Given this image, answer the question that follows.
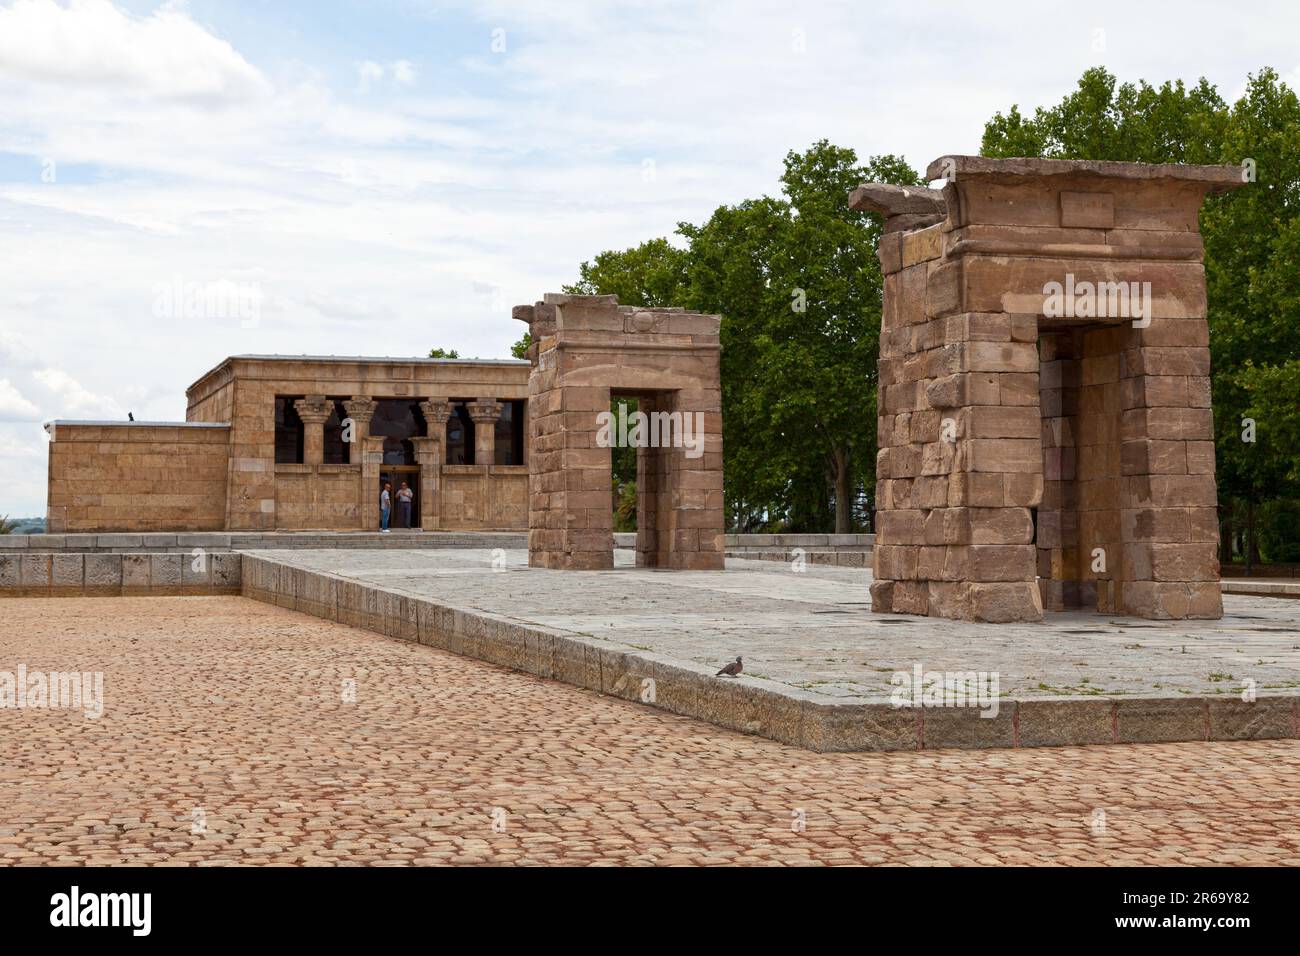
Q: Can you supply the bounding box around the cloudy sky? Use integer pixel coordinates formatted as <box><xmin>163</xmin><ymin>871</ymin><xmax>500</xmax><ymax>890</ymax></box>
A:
<box><xmin>0</xmin><ymin>0</ymin><xmax>1296</xmax><ymax>517</ymax></box>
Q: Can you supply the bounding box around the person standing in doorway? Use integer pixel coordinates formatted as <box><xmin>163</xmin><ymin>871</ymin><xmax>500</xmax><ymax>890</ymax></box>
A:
<box><xmin>380</xmin><ymin>481</ymin><xmax>392</xmax><ymax>532</ymax></box>
<box><xmin>397</xmin><ymin>481</ymin><xmax>413</xmax><ymax>529</ymax></box>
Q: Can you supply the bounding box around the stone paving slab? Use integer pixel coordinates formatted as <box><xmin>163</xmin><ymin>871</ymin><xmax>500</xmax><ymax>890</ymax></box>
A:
<box><xmin>240</xmin><ymin>548</ymin><xmax>1300</xmax><ymax>751</ymax></box>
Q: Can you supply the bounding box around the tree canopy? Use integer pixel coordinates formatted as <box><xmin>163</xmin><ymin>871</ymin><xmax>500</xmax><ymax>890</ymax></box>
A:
<box><xmin>563</xmin><ymin>141</ymin><xmax>919</xmax><ymax>532</ymax></box>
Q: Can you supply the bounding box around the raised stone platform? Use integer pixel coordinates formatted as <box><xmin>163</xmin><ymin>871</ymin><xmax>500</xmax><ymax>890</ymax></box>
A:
<box><xmin>239</xmin><ymin>548</ymin><xmax>1300</xmax><ymax>752</ymax></box>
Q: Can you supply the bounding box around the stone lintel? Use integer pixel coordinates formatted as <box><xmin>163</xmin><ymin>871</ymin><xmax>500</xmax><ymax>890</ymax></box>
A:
<box><xmin>926</xmin><ymin>155</ymin><xmax>1246</xmax><ymax>191</ymax></box>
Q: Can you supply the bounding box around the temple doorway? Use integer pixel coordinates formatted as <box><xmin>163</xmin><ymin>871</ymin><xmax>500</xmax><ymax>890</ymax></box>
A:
<box><xmin>380</xmin><ymin>466</ymin><xmax>420</xmax><ymax>529</ymax></box>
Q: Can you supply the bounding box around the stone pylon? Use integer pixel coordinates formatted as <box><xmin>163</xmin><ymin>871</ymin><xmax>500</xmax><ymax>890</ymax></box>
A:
<box><xmin>513</xmin><ymin>293</ymin><xmax>724</xmax><ymax>570</ymax></box>
<box><xmin>857</xmin><ymin>157</ymin><xmax>1244</xmax><ymax>622</ymax></box>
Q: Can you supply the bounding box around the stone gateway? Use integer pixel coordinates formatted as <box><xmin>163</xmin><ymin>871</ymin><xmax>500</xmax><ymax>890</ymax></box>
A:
<box><xmin>857</xmin><ymin>156</ymin><xmax>1243</xmax><ymax>622</ymax></box>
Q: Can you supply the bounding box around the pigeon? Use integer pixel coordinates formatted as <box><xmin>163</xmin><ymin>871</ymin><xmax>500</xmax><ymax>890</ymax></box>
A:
<box><xmin>127</xmin><ymin>412</ymin><xmax>134</xmax><ymax>421</ymax></box>
<box><xmin>716</xmin><ymin>656</ymin><xmax>743</xmax><ymax>678</ymax></box>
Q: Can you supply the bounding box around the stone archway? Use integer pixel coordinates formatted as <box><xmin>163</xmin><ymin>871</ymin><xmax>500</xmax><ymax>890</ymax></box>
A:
<box><xmin>855</xmin><ymin>157</ymin><xmax>1244</xmax><ymax>622</ymax></box>
<box><xmin>513</xmin><ymin>293</ymin><xmax>723</xmax><ymax>570</ymax></box>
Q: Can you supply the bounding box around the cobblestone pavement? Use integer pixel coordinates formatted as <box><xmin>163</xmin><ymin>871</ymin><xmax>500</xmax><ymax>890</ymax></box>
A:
<box><xmin>258</xmin><ymin>548</ymin><xmax>1300</xmax><ymax>702</ymax></box>
<box><xmin>2</xmin><ymin>597</ymin><xmax>1298</xmax><ymax>866</ymax></box>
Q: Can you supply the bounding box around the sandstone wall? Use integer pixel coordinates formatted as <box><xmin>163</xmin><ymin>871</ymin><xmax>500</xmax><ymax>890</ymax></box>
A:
<box><xmin>45</xmin><ymin>423</ymin><xmax>230</xmax><ymax>532</ymax></box>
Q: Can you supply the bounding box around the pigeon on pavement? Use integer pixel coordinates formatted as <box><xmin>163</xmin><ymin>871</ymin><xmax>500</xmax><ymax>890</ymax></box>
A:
<box><xmin>716</xmin><ymin>656</ymin><xmax>743</xmax><ymax>677</ymax></box>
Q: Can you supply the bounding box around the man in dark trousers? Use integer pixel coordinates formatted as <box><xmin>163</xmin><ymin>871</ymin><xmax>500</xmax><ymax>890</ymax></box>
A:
<box><xmin>397</xmin><ymin>481</ymin><xmax>414</xmax><ymax>528</ymax></box>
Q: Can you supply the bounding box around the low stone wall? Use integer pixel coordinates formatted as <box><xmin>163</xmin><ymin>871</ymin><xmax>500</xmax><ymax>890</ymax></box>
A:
<box><xmin>1221</xmin><ymin>579</ymin><xmax>1300</xmax><ymax>598</ymax></box>
<box><xmin>0</xmin><ymin>530</ymin><xmax>527</xmax><ymax>554</ymax></box>
<box><xmin>722</xmin><ymin>533</ymin><xmax>875</xmax><ymax>567</ymax></box>
<box><xmin>586</xmin><ymin>531</ymin><xmax>876</xmax><ymax>565</ymax></box>
<box><xmin>727</xmin><ymin>549</ymin><xmax>872</xmax><ymax>567</ymax></box>
<box><xmin>725</xmin><ymin>533</ymin><xmax>875</xmax><ymax>549</ymax></box>
<box><xmin>237</xmin><ymin>552</ymin><xmax>1299</xmax><ymax>752</ymax></box>
<box><xmin>45</xmin><ymin>422</ymin><xmax>231</xmax><ymax>532</ymax></box>
<box><xmin>0</xmin><ymin>552</ymin><xmax>241</xmax><ymax>597</ymax></box>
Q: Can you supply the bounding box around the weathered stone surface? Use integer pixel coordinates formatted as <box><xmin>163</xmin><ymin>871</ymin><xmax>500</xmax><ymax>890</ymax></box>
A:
<box><xmin>0</xmin><ymin>554</ymin><xmax>20</xmax><ymax>591</ymax></box>
<box><xmin>967</xmin><ymin>581</ymin><xmax>1043</xmax><ymax>622</ymax></box>
<box><xmin>1207</xmin><ymin>698</ymin><xmax>1296</xmax><ymax>741</ymax></box>
<box><xmin>1116</xmin><ymin>698</ymin><xmax>1209</xmax><ymax>744</ymax></box>
<box><xmin>150</xmin><ymin>553</ymin><xmax>182</xmax><ymax>589</ymax></box>
<box><xmin>50</xmin><ymin>553</ymin><xmax>84</xmax><ymax>593</ymax></box>
<box><xmin>515</xmin><ymin>293</ymin><xmax>722</xmax><ymax>572</ymax></box>
<box><xmin>921</xmin><ymin>704</ymin><xmax>1016</xmax><ymax>749</ymax></box>
<box><xmin>801</xmin><ymin>702</ymin><xmax>919</xmax><ymax>752</ymax></box>
<box><xmin>848</xmin><ymin>182</ymin><xmax>946</xmax><ymax>218</ymax></box>
<box><xmin>122</xmin><ymin>553</ymin><xmax>151</xmax><ymax>592</ymax></box>
<box><xmin>1017</xmin><ymin>698</ymin><xmax>1115</xmax><ymax>747</ymax></box>
<box><xmin>924</xmin><ymin>155</ymin><xmax>1245</xmax><ymax>188</ymax></box>
<box><xmin>20</xmin><ymin>554</ymin><xmax>51</xmax><ymax>591</ymax></box>
<box><xmin>859</xmin><ymin>156</ymin><xmax>1234</xmax><ymax>623</ymax></box>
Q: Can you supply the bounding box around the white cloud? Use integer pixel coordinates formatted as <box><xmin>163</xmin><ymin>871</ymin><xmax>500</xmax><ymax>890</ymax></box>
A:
<box><xmin>356</xmin><ymin>60</ymin><xmax>385</xmax><ymax>93</ymax></box>
<box><xmin>0</xmin><ymin>0</ymin><xmax>271</xmax><ymax>102</ymax></box>
<box><xmin>0</xmin><ymin>378</ymin><xmax>40</xmax><ymax>420</ymax></box>
<box><xmin>391</xmin><ymin>59</ymin><xmax>417</xmax><ymax>87</ymax></box>
<box><xmin>357</xmin><ymin>58</ymin><xmax>419</xmax><ymax>93</ymax></box>
<box><xmin>0</xmin><ymin>328</ymin><xmax>44</xmax><ymax>370</ymax></box>
<box><xmin>32</xmin><ymin>367</ymin><xmax>125</xmax><ymax>419</ymax></box>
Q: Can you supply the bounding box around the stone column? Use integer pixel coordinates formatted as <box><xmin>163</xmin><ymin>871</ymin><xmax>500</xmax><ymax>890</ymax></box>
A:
<box><xmin>1116</xmin><ymin>334</ymin><xmax>1222</xmax><ymax>618</ymax></box>
<box><xmin>416</xmin><ymin>398</ymin><xmax>453</xmax><ymax>530</ymax></box>
<box><xmin>342</xmin><ymin>397</ymin><xmax>378</xmax><ymax>529</ymax></box>
<box><xmin>467</xmin><ymin>399</ymin><xmax>503</xmax><ymax>466</ymax></box>
<box><xmin>294</xmin><ymin>395</ymin><xmax>333</xmax><ymax>464</ymax></box>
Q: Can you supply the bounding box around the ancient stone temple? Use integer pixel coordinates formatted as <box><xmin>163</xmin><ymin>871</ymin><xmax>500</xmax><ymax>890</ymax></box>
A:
<box><xmin>513</xmin><ymin>293</ymin><xmax>724</xmax><ymax>570</ymax></box>
<box><xmin>855</xmin><ymin>156</ymin><xmax>1243</xmax><ymax>622</ymax></box>
<box><xmin>46</xmin><ymin>355</ymin><xmax>530</xmax><ymax>532</ymax></box>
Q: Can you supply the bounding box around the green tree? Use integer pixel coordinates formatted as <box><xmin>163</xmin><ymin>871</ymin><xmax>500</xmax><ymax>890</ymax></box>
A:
<box><xmin>681</xmin><ymin>142</ymin><xmax>921</xmax><ymax>532</ymax></box>
<box><xmin>510</xmin><ymin>333</ymin><xmax>531</xmax><ymax>359</ymax></box>
<box><xmin>563</xmin><ymin>237</ymin><xmax>689</xmax><ymax>306</ymax></box>
<box><xmin>427</xmin><ymin>348</ymin><xmax>460</xmax><ymax>359</ymax></box>
<box><xmin>569</xmin><ymin>142</ymin><xmax>920</xmax><ymax>533</ymax></box>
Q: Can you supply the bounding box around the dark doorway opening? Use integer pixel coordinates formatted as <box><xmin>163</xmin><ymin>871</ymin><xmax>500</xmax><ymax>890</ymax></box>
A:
<box><xmin>380</xmin><ymin>467</ymin><xmax>420</xmax><ymax>529</ymax></box>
